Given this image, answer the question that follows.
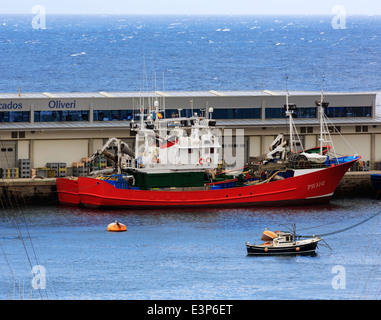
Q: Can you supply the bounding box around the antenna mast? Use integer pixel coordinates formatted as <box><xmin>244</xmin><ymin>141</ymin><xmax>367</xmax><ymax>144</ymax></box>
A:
<box><xmin>285</xmin><ymin>75</ymin><xmax>294</xmax><ymax>153</ymax></box>
<box><xmin>319</xmin><ymin>75</ymin><xmax>325</xmax><ymax>155</ymax></box>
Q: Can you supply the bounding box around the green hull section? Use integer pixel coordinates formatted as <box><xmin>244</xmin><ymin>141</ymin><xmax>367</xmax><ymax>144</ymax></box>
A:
<box><xmin>133</xmin><ymin>171</ymin><xmax>205</xmax><ymax>190</ymax></box>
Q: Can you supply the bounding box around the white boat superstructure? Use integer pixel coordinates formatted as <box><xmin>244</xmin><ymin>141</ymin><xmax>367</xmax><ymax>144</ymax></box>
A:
<box><xmin>90</xmin><ymin>99</ymin><xmax>222</xmax><ymax>175</ymax></box>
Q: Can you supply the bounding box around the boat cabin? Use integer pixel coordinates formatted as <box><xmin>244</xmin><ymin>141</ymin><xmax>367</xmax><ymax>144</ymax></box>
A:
<box><xmin>273</xmin><ymin>232</ymin><xmax>294</xmax><ymax>245</ymax></box>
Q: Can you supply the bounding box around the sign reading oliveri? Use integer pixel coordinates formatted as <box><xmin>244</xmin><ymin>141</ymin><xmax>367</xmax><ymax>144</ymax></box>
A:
<box><xmin>48</xmin><ymin>100</ymin><xmax>77</xmax><ymax>109</ymax></box>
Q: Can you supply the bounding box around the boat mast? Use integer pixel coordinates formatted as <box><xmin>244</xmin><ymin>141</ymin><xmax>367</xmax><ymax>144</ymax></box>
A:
<box><xmin>319</xmin><ymin>75</ymin><xmax>325</xmax><ymax>155</ymax></box>
<box><xmin>162</xmin><ymin>72</ymin><xmax>166</xmax><ymax>114</ymax></box>
<box><xmin>286</xmin><ymin>96</ymin><xmax>294</xmax><ymax>152</ymax></box>
<box><xmin>285</xmin><ymin>75</ymin><xmax>294</xmax><ymax>153</ymax></box>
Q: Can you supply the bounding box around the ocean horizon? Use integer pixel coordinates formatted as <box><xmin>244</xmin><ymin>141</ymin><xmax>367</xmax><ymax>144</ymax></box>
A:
<box><xmin>0</xmin><ymin>14</ymin><xmax>380</xmax><ymax>94</ymax></box>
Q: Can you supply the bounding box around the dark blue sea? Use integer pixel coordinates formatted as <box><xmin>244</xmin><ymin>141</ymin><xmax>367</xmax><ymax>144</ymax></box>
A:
<box><xmin>0</xmin><ymin>14</ymin><xmax>380</xmax><ymax>93</ymax></box>
<box><xmin>0</xmin><ymin>199</ymin><xmax>380</xmax><ymax>300</ymax></box>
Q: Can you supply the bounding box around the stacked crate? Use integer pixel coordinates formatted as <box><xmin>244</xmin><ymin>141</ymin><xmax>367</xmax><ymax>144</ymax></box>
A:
<box><xmin>4</xmin><ymin>168</ymin><xmax>19</xmax><ymax>178</ymax></box>
<box><xmin>374</xmin><ymin>161</ymin><xmax>381</xmax><ymax>170</ymax></box>
<box><xmin>72</xmin><ymin>161</ymin><xmax>88</xmax><ymax>177</ymax></box>
<box><xmin>47</xmin><ymin>162</ymin><xmax>67</xmax><ymax>177</ymax></box>
<box><xmin>19</xmin><ymin>159</ymin><xmax>31</xmax><ymax>178</ymax></box>
<box><xmin>58</xmin><ymin>164</ymin><xmax>67</xmax><ymax>177</ymax></box>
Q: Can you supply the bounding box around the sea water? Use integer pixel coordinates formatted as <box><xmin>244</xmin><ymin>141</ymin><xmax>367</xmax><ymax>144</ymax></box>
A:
<box><xmin>0</xmin><ymin>198</ymin><xmax>380</xmax><ymax>300</ymax></box>
<box><xmin>0</xmin><ymin>14</ymin><xmax>380</xmax><ymax>93</ymax></box>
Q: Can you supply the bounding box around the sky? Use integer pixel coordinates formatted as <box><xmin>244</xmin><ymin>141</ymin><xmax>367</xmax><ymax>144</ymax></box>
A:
<box><xmin>1</xmin><ymin>0</ymin><xmax>381</xmax><ymax>15</ymax></box>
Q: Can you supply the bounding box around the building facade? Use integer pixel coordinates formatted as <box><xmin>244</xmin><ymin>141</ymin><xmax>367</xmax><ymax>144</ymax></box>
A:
<box><xmin>0</xmin><ymin>90</ymin><xmax>380</xmax><ymax>170</ymax></box>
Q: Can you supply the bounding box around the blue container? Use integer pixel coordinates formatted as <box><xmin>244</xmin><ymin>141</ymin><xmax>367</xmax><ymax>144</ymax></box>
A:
<box><xmin>105</xmin><ymin>178</ymin><xmax>129</xmax><ymax>189</ymax></box>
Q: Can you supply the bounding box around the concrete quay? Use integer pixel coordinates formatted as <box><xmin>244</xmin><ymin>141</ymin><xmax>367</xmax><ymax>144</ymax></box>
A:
<box><xmin>334</xmin><ymin>170</ymin><xmax>380</xmax><ymax>199</ymax></box>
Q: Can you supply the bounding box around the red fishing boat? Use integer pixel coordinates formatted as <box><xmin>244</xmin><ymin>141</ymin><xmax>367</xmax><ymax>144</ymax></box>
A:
<box><xmin>56</xmin><ymin>93</ymin><xmax>360</xmax><ymax>209</ymax></box>
<box><xmin>56</xmin><ymin>156</ymin><xmax>358</xmax><ymax>208</ymax></box>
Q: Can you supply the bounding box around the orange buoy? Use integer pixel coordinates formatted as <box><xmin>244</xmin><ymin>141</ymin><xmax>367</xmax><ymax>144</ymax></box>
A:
<box><xmin>296</xmin><ymin>247</ymin><xmax>300</xmax><ymax>251</ymax></box>
<box><xmin>107</xmin><ymin>220</ymin><xmax>127</xmax><ymax>232</ymax></box>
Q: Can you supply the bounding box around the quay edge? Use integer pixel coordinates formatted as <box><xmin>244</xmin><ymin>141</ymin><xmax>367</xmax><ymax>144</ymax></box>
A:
<box><xmin>333</xmin><ymin>170</ymin><xmax>380</xmax><ymax>199</ymax></box>
<box><xmin>0</xmin><ymin>172</ymin><xmax>379</xmax><ymax>208</ymax></box>
<box><xmin>0</xmin><ymin>178</ymin><xmax>58</xmax><ymax>207</ymax></box>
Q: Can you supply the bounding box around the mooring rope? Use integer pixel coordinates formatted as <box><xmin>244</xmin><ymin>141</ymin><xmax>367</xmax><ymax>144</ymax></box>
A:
<box><xmin>299</xmin><ymin>210</ymin><xmax>381</xmax><ymax>238</ymax></box>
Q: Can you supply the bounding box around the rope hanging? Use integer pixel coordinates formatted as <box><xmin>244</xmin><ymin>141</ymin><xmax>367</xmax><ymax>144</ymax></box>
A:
<box><xmin>299</xmin><ymin>210</ymin><xmax>381</xmax><ymax>238</ymax></box>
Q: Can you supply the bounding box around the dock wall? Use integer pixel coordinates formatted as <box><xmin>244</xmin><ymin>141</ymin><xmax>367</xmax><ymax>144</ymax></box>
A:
<box><xmin>333</xmin><ymin>171</ymin><xmax>379</xmax><ymax>199</ymax></box>
<box><xmin>0</xmin><ymin>178</ymin><xmax>58</xmax><ymax>207</ymax></box>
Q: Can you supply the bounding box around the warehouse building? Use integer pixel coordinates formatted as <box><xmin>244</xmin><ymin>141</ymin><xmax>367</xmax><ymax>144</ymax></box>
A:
<box><xmin>0</xmin><ymin>90</ymin><xmax>380</xmax><ymax>175</ymax></box>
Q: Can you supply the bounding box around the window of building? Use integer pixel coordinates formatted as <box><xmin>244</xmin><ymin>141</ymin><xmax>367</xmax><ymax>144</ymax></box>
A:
<box><xmin>329</xmin><ymin>126</ymin><xmax>341</xmax><ymax>133</ymax></box>
<box><xmin>0</xmin><ymin>111</ymin><xmax>30</xmax><ymax>123</ymax></box>
<box><xmin>165</xmin><ymin>109</ymin><xmax>180</xmax><ymax>118</ymax></box>
<box><xmin>265</xmin><ymin>107</ymin><xmax>316</xmax><ymax>119</ymax></box>
<box><xmin>94</xmin><ymin>110</ymin><xmax>135</xmax><ymax>121</ymax></box>
<box><xmin>34</xmin><ymin>110</ymin><xmax>89</xmax><ymax>122</ymax></box>
<box><xmin>204</xmin><ymin>108</ymin><xmax>261</xmax><ymax>119</ymax></box>
<box><xmin>300</xmin><ymin>127</ymin><xmax>314</xmax><ymax>134</ymax></box>
<box><xmin>265</xmin><ymin>108</ymin><xmax>284</xmax><ymax>119</ymax></box>
<box><xmin>326</xmin><ymin>106</ymin><xmax>372</xmax><ymax>118</ymax></box>
<box><xmin>356</xmin><ymin>125</ymin><xmax>368</xmax><ymax>133</ymax></box>
<box><xmin>295</xmin><ymin>108</ymin><xmax>316</xmax><ymax>118</ymax></box>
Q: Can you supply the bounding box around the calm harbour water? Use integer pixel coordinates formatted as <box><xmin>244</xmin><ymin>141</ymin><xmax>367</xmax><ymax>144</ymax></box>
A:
<box><xmin>0</xmin><ymin>198</ymin><xmax>380</xmax><ymax>300</ymax></box>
